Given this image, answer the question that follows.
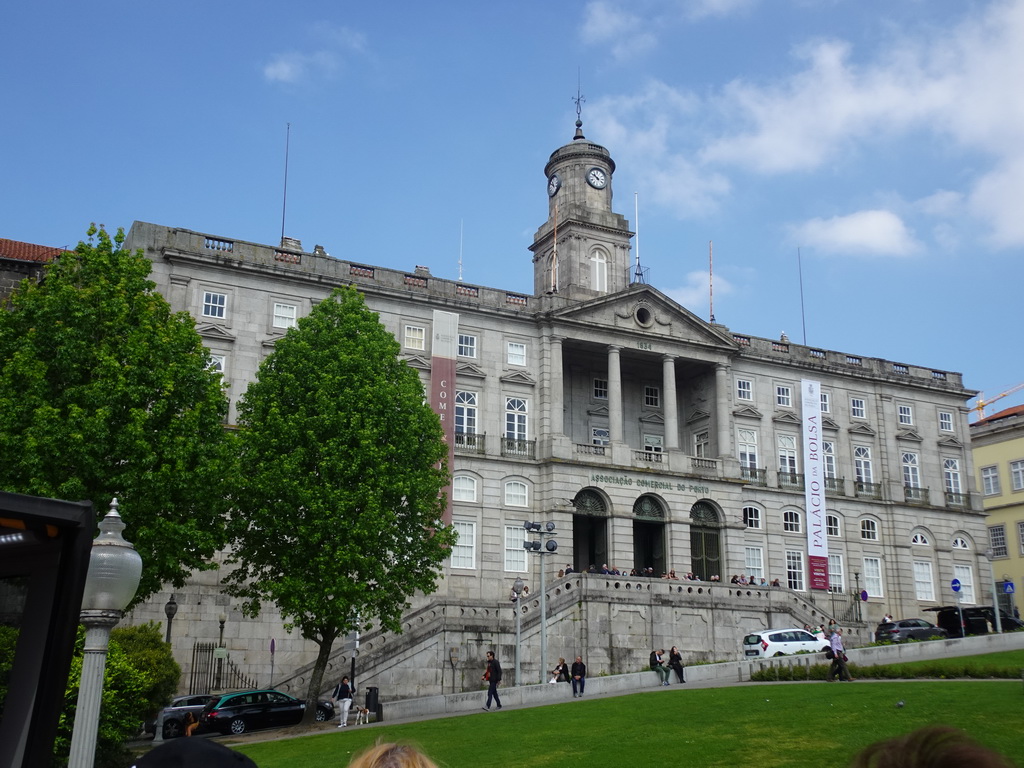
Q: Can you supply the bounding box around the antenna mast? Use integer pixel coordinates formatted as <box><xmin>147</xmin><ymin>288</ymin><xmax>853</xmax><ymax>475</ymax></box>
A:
<box><xmin>633</xmin><ymin>192</ymin><xmax>643</xmax><ymax>283</ymax></box>
<box><xmin>797</xmin><ymin>246</ymin><xmax>807</xmax><ymax>345</ymax></box>
<box><xmin>280</xmin><ymin>123</ymin><xmax>291</xmax><ymax>244</ymax></box>
<box><xmin>709</xmin><ymin>240</ymin><xmax>715</xmax><ymax>323</ymax></box>
<box><xmin>458</xmin><ymin>219</ymin><xmax>464</xmax><ymax>281</ymax></box>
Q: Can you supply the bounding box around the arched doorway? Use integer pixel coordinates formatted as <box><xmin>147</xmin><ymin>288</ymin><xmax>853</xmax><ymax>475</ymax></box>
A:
<box><xmin>689</xmin><ymin>501</ymin><xmax>721</xmax><ymax>580</ymax></box>
<box><xmin>633</xmin><ymin>495</ymin><xmax>666</xmax><ymax>575</ymax></box>
<box><xmin>572</xmin><ymin>489</ymin><xmax>608</xmax><ymax>573</ymax></box>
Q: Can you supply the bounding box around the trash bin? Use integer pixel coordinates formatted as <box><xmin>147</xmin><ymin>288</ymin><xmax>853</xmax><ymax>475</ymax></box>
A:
<box><xmin>365</xmin><ymin>686</ymin><xmax>379</xmax><ymax>714</ymax></box>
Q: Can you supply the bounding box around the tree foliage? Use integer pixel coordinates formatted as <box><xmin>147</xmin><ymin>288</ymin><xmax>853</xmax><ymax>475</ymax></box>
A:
<box><xmin>0</xmin><ymin>225</ymin><xmax>232</xmax><ymax>602</ymax></box>
<box><xmin>224</xmin><ymin>285</ymin><xmax>456</xmax><ymax>721</ymax></box>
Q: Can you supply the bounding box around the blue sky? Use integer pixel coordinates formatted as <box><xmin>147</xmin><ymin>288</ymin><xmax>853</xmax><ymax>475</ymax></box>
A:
<box><xmin>4</xmin><ymin>0</ymin><xmax>1023</xmax><ymax>415</ymax></box>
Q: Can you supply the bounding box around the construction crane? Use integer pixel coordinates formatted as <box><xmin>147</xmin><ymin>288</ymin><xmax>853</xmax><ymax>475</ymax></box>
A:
<box><xmin>969</xmin><ymin>382</ymin><xmax>1024</xmax><ymax>419</ymax></box>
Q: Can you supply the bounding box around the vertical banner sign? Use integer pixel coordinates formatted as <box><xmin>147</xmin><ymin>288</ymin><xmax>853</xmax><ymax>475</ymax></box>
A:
<box><xmin>430</xmin><ymin>311</ymin><xmax>459</xmax><ymax>526</ymax></box>
<box><xmin>801</xmin><ymin>379</ymin><xmax>829</xmax><ymax>590</ymax></box>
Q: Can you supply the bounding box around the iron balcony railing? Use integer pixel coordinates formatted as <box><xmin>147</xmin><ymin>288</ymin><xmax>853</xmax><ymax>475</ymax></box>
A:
<box><xmin>741</xmin><ymin>467</ymin><xmax>767</xmax><ymax>486</ymax></box>
<box><xmin>904</xmin><ymin>486</ymin><xmax>930</xmax><ymax>505</ymax></box>
<box><xmin>854</xmin><ymin>480</ymin><xmax>882</xmax><ymax>500</ymax></box>
<box><xmin>501</xmin><ymin>438</ymin><xmax>536</xmax><ymax>459</ymax></box>
<box><xmin>778</xmin><ymin>472</ymin><xmax>804</xmax><ymax>491</ymax></box>
<box><xmin>454</xmin><ymin>432</ymin><xmax>485</xmax><ymax>455</ymax></box>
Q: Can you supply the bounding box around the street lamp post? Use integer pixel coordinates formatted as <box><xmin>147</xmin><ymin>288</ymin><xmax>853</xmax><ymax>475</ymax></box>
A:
<box><xmin>163</xmin><ymin>594</ymin><xmax>178</xmax><ymax>644</ymax></box>
<box><xmin>984</xmin><ymin>548</ymin><xmax>1003</xmax><ymax>634</ymax></box>
<box><xmin>215</xmin><ymin>612</ymin><xmax>227</xmax><ymax>689</ymax></box>
<box><xmin>511</xmin><ymin>577</ymin><xmax>524</xmax><ymax>685</ymax></box>
<box><xmin>523</xmin><ymin>521</ymin><xmax>557</xmax><ymax>685</ymax></box>
<box><xmin>68</xmin><ymin>499</ymin><xmax>143</xmax><ymax>768</ymax></box>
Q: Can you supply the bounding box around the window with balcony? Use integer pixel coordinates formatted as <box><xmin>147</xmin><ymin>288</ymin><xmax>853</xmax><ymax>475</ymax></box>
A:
<box><xmin>902</xmin><ymin>452</ymin><xmax>921</xmax><ymax>488</ymax></box>
<box><xmin>456</xmin><ymin>391</ymin><xmax>478</xmax><ymax>435</ymax></box>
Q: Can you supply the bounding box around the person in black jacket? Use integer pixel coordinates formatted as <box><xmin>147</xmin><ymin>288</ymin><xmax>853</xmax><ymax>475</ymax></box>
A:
<box><xmin>650</xmin><ymin>649</ymin><xmax>670</xmax><ymax>685</ymax></box>
<box><xmin>668</xmin><ymin>646</ymin><xmax>686</xmax><ymax>683</ymax></box>
<box><xmin>570</xmin><ymin>656</ymin><xmax>587</xmax><ymax>698</ymax></box>
<box><xmin>482</xmin><ymin>651</ymin><xmax>503</xmax><ymax>710</ymax></box>
<box><xmin>331</xmin><ymin>675</ymin><xmax>353</xmax><ymax>727</ymax></box>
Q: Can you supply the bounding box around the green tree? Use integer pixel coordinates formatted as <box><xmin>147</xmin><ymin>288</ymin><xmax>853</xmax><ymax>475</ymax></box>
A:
<box><xmin>225</xmin><ymin>285</ymin><xmax>456</xmax><ymax>724</ymax></box>
<box><xmin>0</xmin><ymin>225</ymin><xmax>232</xmax><ymax>603</ymax></box>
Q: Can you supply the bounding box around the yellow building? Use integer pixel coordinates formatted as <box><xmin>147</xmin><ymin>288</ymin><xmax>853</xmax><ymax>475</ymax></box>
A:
<box><xmin>971</xmin><ymin>405</ymin><xmax>1024</xmax><ymax>619</ymax></box>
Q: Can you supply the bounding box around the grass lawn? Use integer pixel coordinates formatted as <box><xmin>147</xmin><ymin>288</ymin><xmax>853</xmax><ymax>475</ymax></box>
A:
<box><xmin>231</xmin><ymin>680</ymin><xmax>1023</xmax><ymax>768</ymax></box>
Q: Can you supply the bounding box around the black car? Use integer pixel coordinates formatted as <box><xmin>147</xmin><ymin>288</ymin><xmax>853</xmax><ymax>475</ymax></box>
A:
<box><xmin>874</xmin><ymin>618</ymin><xmax>948</xmax><ymax>643</ymax></box>
<box><xmin>144</xmin><ymin>694</ymin><xmax>216</xmax><ymax>739</ymax></box>
<box><xmin>199</xmin><ymin>689</ymin><xmax>334</xmax><ymax>735</ymax></box>
<box><xmin>924</xmin><ymin>605</ymin><xmax>1022</xmax><ymax>637</ymax></box>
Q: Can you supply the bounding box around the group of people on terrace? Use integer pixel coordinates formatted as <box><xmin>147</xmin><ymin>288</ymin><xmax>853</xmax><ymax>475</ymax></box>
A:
<box><xmin>730</xmin><ymin>574</ymin><xmax>783</xmax><ymax>587</ymax></box>
<box><xmin>558</xmin><ymin>564</ymin><xmax>783</xmax><ymax>588</ymax></box>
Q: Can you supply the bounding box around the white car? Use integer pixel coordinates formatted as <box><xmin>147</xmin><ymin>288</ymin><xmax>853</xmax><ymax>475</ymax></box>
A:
<box><xmin>742</xmin><ymin>628</ymin><xmax>829</xmax><ymax>658</ymax></box>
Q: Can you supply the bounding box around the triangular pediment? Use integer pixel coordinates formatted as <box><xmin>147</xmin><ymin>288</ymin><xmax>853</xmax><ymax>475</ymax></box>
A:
<box><xmin>848</xmin><ymin>423</ymin><xmax>877</xmax><ymax>436</ymax></box>
<box><xmin>896</xmin><ymin>429</ymin><xmax>923</xmax><ymax>442</ymax></box>
<box><xmin>196</xmin><ymin>323</ymin><xmax>236</xmax><ymax>343</ymax></box>
<box><xmin>772</xmin><ymin>411</ymin><xmax>802</xmax><ymax>425</ymax></box>
<box><xmin>588</xmin><ymin>405</ymin><xmax>610</xmax><ymax>418</ymax></box>
<box><xmin>937</xmin><ymin>435</ymin><xmax>964</xmax><ymax>448</ymax></box>
<box><xmin>548</xmin><ymin>284</ymin><xmax>737</xmax><ymax>350</ymax></box>
<box><xmin>403</xmin><ymin>355</ymin><xmax>431</xmax><ymax>370</ymax></box>
<box><xmin>733</xmin><ymin>405</ymin><xmax>763</xmax><ymax>420</ymax></box>
<box><xmin>687</xmin><ymin>409</ymin><xmax>711</xmax><ymax>424</ymax></box>
<box><xmin>499</xmin><ymin>370</ymin><xmax>536</xmax><ymax>387</ymax></box>
<box><xmin>822</xmin><ymin>417</ymin><xmax>841</xmax><ymax>431</ymax></box>
<box><xmin>639</xmin><ymin>411</ymin><xmax>665</xmax><ymax>425</ymax></box>
<box><xmin>456</xmin><ymin>361</ymin><xmax>487</xmax><ymax>379</ymax></box>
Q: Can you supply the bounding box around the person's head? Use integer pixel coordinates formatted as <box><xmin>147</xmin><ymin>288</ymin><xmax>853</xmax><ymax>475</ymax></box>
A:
<box><xmin>347</xmin><ymin>743</ymin><xmax>439</xmax><ymax>768</ymax></box>
<box><xmin>558</xmin><ymin>657</ymin><xmax>565</xmax><ymax>664</ymax></box>
<box><xmin>342</xmin><ymin>676</ymin><xmax>349</xmax><ymax>683</ymax></box>
<box><xmin>848</xmin><ymin>726</ymin><xmax>1013</xmax><ymax>768</ymax></box>
<box><xmin>671</xmin><ymin>646</ymin><xmax>678</xmax><ymax>652</ymax></box>
<box><xmin>486</xmin><ymin>651</ymin><xmax>494</xmax><ymax>660</ymax></box>
<box><xmin>575</xmin><ymin>656</ymin><xmax>582</xmax><ymax>662</ymax></box>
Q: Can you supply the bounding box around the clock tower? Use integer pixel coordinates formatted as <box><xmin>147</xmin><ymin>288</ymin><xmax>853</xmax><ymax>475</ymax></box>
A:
<box><xmin>530</xmin><ymin>118</ymin><xmax>633</xmax><ymax>300</ymax></box>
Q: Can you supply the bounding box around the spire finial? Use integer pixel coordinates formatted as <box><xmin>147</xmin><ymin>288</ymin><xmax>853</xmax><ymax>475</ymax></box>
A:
<box><xmin>573</xmin><ymin>70</ymin><xmax>586</xmax><ymax>140</ymax></box>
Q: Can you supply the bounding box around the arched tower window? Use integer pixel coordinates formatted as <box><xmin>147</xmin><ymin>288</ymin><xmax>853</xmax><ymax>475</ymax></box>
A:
<box><xmin>590</xmin><ymin>250</ymin><xmax>608</xmax><ymax>293</ymax></box>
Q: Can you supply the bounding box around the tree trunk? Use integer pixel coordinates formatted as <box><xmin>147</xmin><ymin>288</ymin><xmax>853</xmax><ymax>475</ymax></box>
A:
<box><xmin>301</xmin><ymin>635</ymin><xmax>336</xmax><ymax>726</ymax></box>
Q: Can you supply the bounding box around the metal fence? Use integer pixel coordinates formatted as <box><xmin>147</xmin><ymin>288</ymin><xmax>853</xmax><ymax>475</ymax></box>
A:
<box><xmin>189</xmin><ymin>641</ymin><xmax>259</xmax><ymax>694</ymax></box>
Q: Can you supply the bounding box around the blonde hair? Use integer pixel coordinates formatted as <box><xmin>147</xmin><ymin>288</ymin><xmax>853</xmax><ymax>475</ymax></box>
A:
<box><xmin>347</xmin><ymin>743</ymin><xmax>439</xmax><ymax>768</ymax></box>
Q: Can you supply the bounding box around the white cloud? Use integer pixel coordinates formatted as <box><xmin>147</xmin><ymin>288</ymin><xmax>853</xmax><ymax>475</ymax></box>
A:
<box><xmin>791</xmin><ymin>210</ymin><xmax>921</xmax><ymax>257</ymax></box>
<box><xmin>263</xmin><ymin>23</ymin><xmax>366</xmax><ymax>85</ymax></box>
<box><xmin>664</xmin><ymin>269</ymin><xmax>734</xmax><ymax>315</ymax></box>
<box><xmin>969</xmin><ymin>153</ymin><xmax>1024</xmax><ymax>247</ymax></box>
<box><xmin>683</xmin><ymin>0</ymin><xmax>759</xmax><ymax>21</ymax></box>
<box><xmin>914</xmin><ymin>190</ymin><xmax>963</xmax><ymax>218</ymax></box>
<box><xmin>581</xmin><ymin>1</ymin><xmax>657</xmax><ymax>60</ymax></box>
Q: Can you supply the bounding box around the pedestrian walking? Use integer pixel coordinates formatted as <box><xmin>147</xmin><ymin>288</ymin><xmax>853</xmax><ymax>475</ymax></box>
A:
<box><xmin>570</xmin><ymin>655</ymin><xmax>587</xmax><ymax>698</ymax></box>
<box><xmin>331</xmin><ymin>675</ymin><xmax>353</xmax><ymax>727</ymax></box>
<box><xmin>482</xmin><ymin>651</ymin><xmax>503</xmax><ymax>710</ymax></box>
<box><xmin>827</xmin><ymin>629</ymin><xmax>853</xmax><ymax>682</ymax></box>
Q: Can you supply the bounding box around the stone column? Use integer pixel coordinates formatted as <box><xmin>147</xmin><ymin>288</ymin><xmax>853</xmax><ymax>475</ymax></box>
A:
<box><xmin>608</xmin><ymin>346</ymin><xmax>623</xmax><ymax>445</ymax></box>
<box><xmin>550</xmin><ymin>335</ymin><xmax>565</xmax><ymax>436</ymax></box>
<box><xmin>715</xmin><ymin>363</ymin><xmax>731</xmax><ymax>457</ymax></box>
<box><xmin>663</xmin><ymin>355</ymin><xmax>679</xmax><ymax>450</ymax></box>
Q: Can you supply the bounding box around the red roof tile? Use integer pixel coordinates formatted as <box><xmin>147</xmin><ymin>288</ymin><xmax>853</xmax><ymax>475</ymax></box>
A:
<box><xmin>974</xmin><ymin>404</ymin><xmax>1024</xmax><ymax>425</ymax></box>
<box><xmin>0</xmin><ymin>238</ymin><xmax>68</xmax><ymax>264</ymax></box>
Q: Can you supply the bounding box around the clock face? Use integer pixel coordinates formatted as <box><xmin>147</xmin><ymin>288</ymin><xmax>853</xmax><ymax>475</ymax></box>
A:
<box><xmin>548</xmin><ymin>173</ymin><xmax>561</xmax><ymax>197</ymax></box>
<box><xmin>586</xmin><ymin>167</ymin><xmax>607</xmax><ymax>189</ymax></box>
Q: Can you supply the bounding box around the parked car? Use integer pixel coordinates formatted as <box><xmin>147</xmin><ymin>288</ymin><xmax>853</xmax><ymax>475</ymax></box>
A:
<box><xmin>742</xmin><ymin>628</ymin><xmax>830</xmax><ymax>658</ymax></box>
<box><xmin>144</xmin><ymin>694</ymin><xmax>216</xmax><ymax>739</ymax></box>
<box><xmin>199</xmin><ymin>689</ymin><xmax>334</xmax><ymax>735</ymax></box>
<box><xmin>874</xmin><ymin>618</ymin><xmax>948</xmax><ymax>643</ymax></box>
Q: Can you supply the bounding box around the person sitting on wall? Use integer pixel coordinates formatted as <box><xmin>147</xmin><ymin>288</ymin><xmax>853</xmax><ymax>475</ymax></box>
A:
<box><xmin>731</xmin><ymin>574</ymin><xmax>740</xmax><ymax>584</ymax></box>
<box><xmin>564</xmin><ymin>564</ymin><xmax>574</xmax><ymax>575</ymax></box>
<box><xmin>771</xmin><ymin>578</ymin><xmax>781</xmax><ymax>587</ymax></box>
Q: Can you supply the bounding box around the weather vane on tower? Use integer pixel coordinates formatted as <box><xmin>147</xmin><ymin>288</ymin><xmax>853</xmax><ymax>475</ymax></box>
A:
<box><xmin>573</xmin><ymin>71</ymin><xmax>586</xmax><ymax>139</ymax></box>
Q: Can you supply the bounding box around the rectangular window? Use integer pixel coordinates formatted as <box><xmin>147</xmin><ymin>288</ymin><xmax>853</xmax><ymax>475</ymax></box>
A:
<box><xmin>736</xmin><ymin>379</ymin><xmax>753</xmax><ymax>401</ymax></box>
<box><xmin>776</xmin><ymin>385</ymin><xmax>792</xmax><ymax>408</ymax></box>
<box><xmin>404</xmin><ymin>325</ymin><xmax>426</xmax><ymax>351</ymax></box>
<box><xmin>203</xmin><ymin>291</ymin><xmax>227</xmax><ymax>319</ymax></box>
<box><xmin>777</xmin><ymin>434</ymin><xmax>798</xmax><ymax>475</ymax></box>
<box><xmin>592</xmin><ymin>427</ymin><xmax>610</xmax><ymax>446</ymax></box>
<box><xmin>953</xmin><ymin>564</ymin><xmax>975</xmax><ymax>603</ymax></box>
<box><xmin>208</xmin><ymin>354</ymin><xmax>226</xmax><ymax>376</ymax></box>
<box><xmin>854</xmin><ymin>446</ymin><xmax>873</xmax><ymax>483</ymax></box>
<box><xmin>863</xmin><ymin>557</ymin><xmax>883</xmax><ymax>598</ymax></box>
<box><xmin>938</xmin><ymin>411</ymin><xmax>954</xmax><ymax>432</ymax></box>
<box><xmin>913</xmin><ymin>560</ymin><xmax>935</xmax><ymax>601</ymax></box>
<box><xmin>507</xmin><ymin>342</ymin><xmax>526</xmax><ymax>366</ymax></box>
<box><xmin>738</xmin><ymin>429</ymin><xmax>758</xmax><ymax>469</ymax></box>
<box><xmin>820</xmin><ymin>391</ymin><xmax>831</xmax><ymax>413</ymax></box>
<box><xmin>1019</xmin><ymin>521</ymin><xmax>1024</xmax><ymax>555</ymax></box>
<box><xmin>981</xmin><ymin>466</ymin><xmax>1001</xmax><ymax>496</ymax></box>
<box><xmin>828</xmin><ymin>554</ymin><xmax>844</xmax><ymax>592</ymax></box>
<box><xmin>593</xmin><ymin>378</ymin><xmax>608</xmax><ymax>400</ymax></box>
<box><xmin>458</xmin><ymin>334</ymin><xmax>477</xmax><ymax>358</ymax></box>
<box><xmin>643</xmin><ymin>434</ymin><xmax>664</xmax><ymax>454</ymax></box>
<box><xmin>505</xmin><ymin>397</ymin><xmax>528</xmax><ymax>440</ymax></box>
<box><xmin>785</xmin><ymin>550</ymin><xmax>805</xmax><ymax>591</ymax></box>
<box><xmin>272</xmin><ymin>302</ymin><xmax>297</xmax><ymax>329</ymax></box>
<box><xmin>989</xmin><ymin>524</ymin><xmax>1008</xmax><ymax>558</ymax></box>
<box><xmin>455</xmin><ymin>391</ymin><xmax>478</xmax><ymax>434</ymax></box>
<box><xmin>1011</xmin><ymin>459</ymin><xmax>1024</xmax><ymax>492</ymax></box>
<box><xmin>850</xmin><ymin>397</ymin><xmax>866</xmax><ymax>419</ymax></box>
<box><xmin>944</xmin><ymin>458</ymin><xmax>962</xmax><ymax>494</ymax></box>
<box><xmin>504</xmin><ymin>525</ymin><xmax>527</xmax><ymax>572</ymax></box>
<box><xmin>898</xmin><ymin>404</ymin><xmax>914</xmax><ymax>425</ymax></box>
<box><xmin>744</xmin><ymin>547</ymin><xmax>764</xmax><ymax>580</ymax></box>
<box><xmin>902</xmin><ymin>452</ymin><xmax>921</xmax><ymax>488</ymax></box>
<box><xmin>644</xmin><ymin>385</ymin><xmax>661</xmax><ymax>408</ymax></box>
<box><xmin>693</xmin><ymin>431</ymin><xmax>709</xmax><ymax>458</ymax></box>
<box><xmin>450</xmin><ymin>521</ymin><xmax>476</xmax><ymax>569</ymax></box>
<box><xmin>822</xmin><ymin>441</ymin><xmax>837</xmax><ymax>479</ymax></box>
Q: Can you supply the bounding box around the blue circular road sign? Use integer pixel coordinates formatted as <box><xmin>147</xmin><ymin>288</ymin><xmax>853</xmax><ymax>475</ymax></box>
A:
<box><xmin>951</xmin><ymin>578</ymin><xmax>962</xmax><ymax>592</ymax></box>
